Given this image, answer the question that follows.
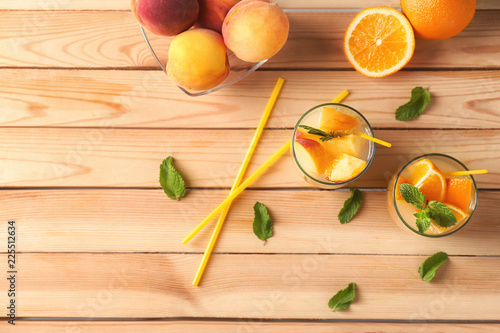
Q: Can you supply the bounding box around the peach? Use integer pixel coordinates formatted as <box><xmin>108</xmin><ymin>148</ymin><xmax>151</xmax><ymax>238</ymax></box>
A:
<box><xmin>319</xmin><ymin>106</ymin><xmax>360</xmax><ymax>133</ymax></box>
<box><xmin>131</xmin><ymin>0</ymin><xmax>199</xmax><ymax>37</ymax></box>
<box><xmin>294</xmin><ymin>138</ymin><xmax>326</xmax><ymax>175</ymax></box>
<box><xmin>322</xmin><ymin>134</ymin><xmax>365</xmax><ymax>158</ymax></box>
<box><xmin>166</xmin><ymin>29</ymin><xmax>230</xmax><ymax>91</ymax></box>
<box><xmin>295</xmin><ymin>128</ymin><xmax>322</xmax><ymax>141</ymax></box>
<box><xmin>195</xmin><ymin>0</ymin><xmax>240</xmax><ymax>34</ymax></box>
<box><xmin>328</xmin><ymin>153</ymin><xmax>367</xmax><ymax>183</ymax></box>
<box><xmin>222</xmin><ymin>0</ymin><xmax>289</xmax><ymax>62</ymax></box>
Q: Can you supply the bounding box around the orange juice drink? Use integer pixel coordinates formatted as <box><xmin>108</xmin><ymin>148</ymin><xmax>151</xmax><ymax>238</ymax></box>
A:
<box><xmin>292</xmin><ymin>103</ymin><xmax>375</xmax><ymax>189</ymax></box>
<box><xmin>388</xmin><ymin>154</ymin><xmax>478</xmax><ymax>237</ymax></box>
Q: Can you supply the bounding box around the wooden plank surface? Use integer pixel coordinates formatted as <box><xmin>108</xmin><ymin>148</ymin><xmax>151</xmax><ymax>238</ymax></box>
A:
<box><xmin>1</xmin><ymin>69</ymin><xmax>499</xmax><ymax>129</ymax></box>
<box><xmin>1</xmin><ymin>11</ymin><xmax>499</xmax><ymax>69</ymax></box>
<box><xmin>3</xmin><ymin>0</ymin><xmax>499</xmax><ymax>329</ymax></box>
<box><xmin>5</xmin><ymin>321</ymin><xmax>500</xmax><ymax>333</ymax></box>
<box><xmin>0</xmin><ymin>128</ymin><xmax>498</xmax><ymax>188</ymax></box>
<box><xmin>1</xmin><ymin>253</ymin><xmax>499</xmax><ymax>319</ymax></box>
<box><xmin>2</xmin><ymin>0</ymin><xmax>499</xmax><ymax>10</ymax></box>
<box><xmin>1</xmin><ymin>190</ymin><xmax>498</xmax><ymax>255</ymax></box>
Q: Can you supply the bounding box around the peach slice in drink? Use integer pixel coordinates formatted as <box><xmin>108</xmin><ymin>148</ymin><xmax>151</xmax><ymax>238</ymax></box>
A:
<box><xmin>327</xmin><ymin>153</ymin><xmax>367</xmax><ymax>183</ymax></box>
<box><xmin>322</xmin><ymin>134</ymin><xmax>365</xmax><ymax>158</ymax></box>
<box><xmin>319</xmin><ymin>106</ymin><xmax>360</xmax><ymax>134</ymax></box>
<box><xmin>293</xmin><ymin>138</ymin><xmax>326</xmax><ymax>175</ymax></box>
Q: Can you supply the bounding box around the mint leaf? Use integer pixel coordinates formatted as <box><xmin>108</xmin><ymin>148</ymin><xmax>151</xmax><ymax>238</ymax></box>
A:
<box><xmin>328</xmin><ymin>283</ymin><xmax>356</xmax><ymax>311</ymax></box>
<box><xmin>159</xmin><ymin>157</ymin><xmax>186</xmax><ymax>200</ymax></box>
<box><xmin>419</xmin><ymin>252</ymin><xmax>448</xmax><ymax>282</ymax></box>
<box><xmin>414</xmin><ymin>210</ymin><xmax>431</xmax><ymax>234</ymax></box>
<box><xmin>253</xmin><ymin>202</ymin><xmax>273</xmax><ymax>242</ymax></box>
<box><xmin>338</xmin><ymin>188</ymin><xmax>363</xmax><ymax>224</ymax></box>
<box><xmin>428</xmin><ymin>201</ymin><xmax>457</xmax><ymax>228</ymax></box>
<box><xmin>399</xmin><ymin>183</ymin><xmax>427</xmax><ymax>210</ymax></box>
<box><xmin>396</xmin><ymin>87</ymin><xmax>431</xmax><ymax>121</ymax></box>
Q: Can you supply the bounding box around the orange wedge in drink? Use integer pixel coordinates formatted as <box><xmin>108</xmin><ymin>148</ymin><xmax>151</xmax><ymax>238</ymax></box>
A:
<box><xmin>445</xmin><ymin>178</ymin><xmax>473</xmax><ymax>211</ymax></box>
<box><xmin>410</xmin><ymin>159</ymin><xmax>447</xmax><ymax>202</ymax></box>
<box><xmin>344</xmin><ymin>7</ymin><xmax>415</xmax><ymax>78</ymax></box>
<box><xmin>428</xmin><ymin>203</ymin><xmax>468</xmax><ymax>235</ymax></box>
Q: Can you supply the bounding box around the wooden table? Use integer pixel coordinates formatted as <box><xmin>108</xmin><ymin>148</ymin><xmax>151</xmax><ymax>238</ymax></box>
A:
<box><xmin>1</xmin><ymin>0</ymin><xmax>500</xmax><ymax>331</ymax></box>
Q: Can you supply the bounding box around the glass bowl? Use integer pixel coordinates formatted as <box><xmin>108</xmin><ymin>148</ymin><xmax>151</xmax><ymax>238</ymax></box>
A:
<box><xmin>387</xmin><ymin>153</ymin><xmax>478</xmax><ymax>237</ymax></box>
<box><xmin>291</xmin><ymin>103</ymin><xmax>376</xmax><ymax>189</ymax></box>
<box><xmin>140</xmin><ymin>26</ymin><xmax>267</xmax><ymax>97</ymax></box>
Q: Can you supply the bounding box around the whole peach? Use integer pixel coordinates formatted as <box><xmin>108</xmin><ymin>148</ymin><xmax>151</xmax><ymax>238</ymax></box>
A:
<box><xmin>195</xmin><ymin>0</ymin><xmax>241</xmax><ymax>34</ymax></box>
<box><xmin>222</xmin><ymin>0</ymin><xmax>289</xmax><ymax>62</ymax></box>
<box><xmin>131</xmin><ymin>0</ymin><xmax>199</xmax><ymax>37</ymax></box>
<box><xmin>167</xmin><ymin>29</ymin><xmax>230</xmax><ymax>91</ymax></box>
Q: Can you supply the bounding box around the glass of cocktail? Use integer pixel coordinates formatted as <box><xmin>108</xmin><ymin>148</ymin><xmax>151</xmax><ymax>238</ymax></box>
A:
<box><xmin>291</xmin><ymin>103</ymin><xmax>375</xmax><ymax>189</ymax></box>
<box><xmin>388</xmin><ymin>154</ymin><xmax>478</xmax><ymax>237</ymax></box>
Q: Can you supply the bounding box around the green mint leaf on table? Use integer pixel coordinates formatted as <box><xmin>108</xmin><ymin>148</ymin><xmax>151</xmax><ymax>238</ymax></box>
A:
<box><xmin>159</xmin><ymin>156</ymin><xmax>186</xmax><ymax>200</ymax></box>
<box><xmin>328</xmin><ymin>283</ymin><xmax>356</xmax><ymax>311</ymax></box>
<box><xmin>399</xmin><ymin>183</ymin><xmax>427</xmax><ymax>210</ymax></box>
<box><xmin>395</xmin><ymin>87</ymin><xmax>431</xmax><ymax>121</ymax></box>
<box><xmin>414</xmin><ymin>210</ymin><xmax>431</xmax><ymax>234</ymax></box>
<box><xmin>298</xmin><ymin>125</ymin><xmax>343</xmax><ymax>142</ymax></box>
<box><xmin>253</xmin><ymin>202</ymin><xmax>273</xmax><ymax>242</ymax></box>
<box><xmin>338</xmin><ymin>188</ymin><xmax>363</xmax><ymax>224</ymax></box>
<box><xmin>428</xmin><ymin>201</ymin><xmax>457</xmax><ymax>228</ymax></box>
<box><xmin>419</xmin><ymin>252</ymin><xmax>448</xmax><ymax>282</ymax></box>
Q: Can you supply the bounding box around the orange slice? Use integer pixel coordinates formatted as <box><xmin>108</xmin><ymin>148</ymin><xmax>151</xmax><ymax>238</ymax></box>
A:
<box><xmin>344</xmin><ymin>7</ymin><xmax>415</xmax><ymax>78</ymax></box>
<box><xmin>428</xmin><ymin>203</ymin><xmax>468</xmax><ymax>235</ymax></box>
<box><xmin>445</xmin><ymin>178</ymin><xmax>473</xmax><ymax>211</ymax></box>
<box><xmin>410</xmin><ymin>159</ymin><xmax>446</xmax><ymax>202</ymax></box>
<box><xmin>395</xmin><ymin>176</ymin><xmax>412</xmax><ymax>200</ymax></box>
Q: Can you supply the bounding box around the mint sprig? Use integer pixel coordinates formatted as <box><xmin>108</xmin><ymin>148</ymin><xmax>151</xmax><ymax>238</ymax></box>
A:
<box><xmin>399</xmin><ymin>183</ymin><xmax>426</xmax><ymax>210</ymax></box>
<box><xmin>253</xmin><ymin>202</ymin><xmax>273</xmax><ymax>242</ymax></box>
<box><xmin>159</xmin><ymin>156</ymin><xmax>186</xmax><ymax>200</ymax></box>
<box><xmin>338</xmin><ymin>188</ymin><xmax>363</xmax><ymax>224</ymax></box>
<box><xmin>328</xmin><ymin>283</ymin><xmax>356</xmax><ymax>311</ymax></box>
<box><xmin>414</xmin><ymin>210</ymin><xmax>431</xmax><ymax>234</ymax></box>
<box><xmin>298</xmin><ymin>125</ymin><xmax>343</xmax><ymax>142</ymax></box>
<box><xmin>419</xmin><ymin>252</ymin><xmax>448</xmax><ymax>282</ymax></box>
<box><xmin>428</xmin><ymin>201</ymin><xmax>457</xmax><ymax>228</ymax></box>
<box><xmin>395</xmin><ymin>87</ymin><xmax>431</xmax><ymax>121</ymax></box>
<box><xmin>399</xmin><ymin>183</ymin><xmax>456</xmax><ymax>234</ymax></box>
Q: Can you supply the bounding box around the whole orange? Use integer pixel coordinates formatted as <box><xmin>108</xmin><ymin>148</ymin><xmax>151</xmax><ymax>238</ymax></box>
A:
<box><xmin>401</xmin><ymin>0</ymin><xmax>476</xmax><ymax>40</ymax></box>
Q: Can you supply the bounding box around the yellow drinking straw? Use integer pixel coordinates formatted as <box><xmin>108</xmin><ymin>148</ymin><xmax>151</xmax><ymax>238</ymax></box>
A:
<box><xmin>449</xmin><ymin>169</ymin><xmax>488</xmax><ymax>176</ymax></box>
<box><xmin>330</xmin><ymin>90</ymin><xmax>392</xmax><ymax>148</ymax></box>
<box><xmin>185</xmin><ymin>88</ymin><xmax>348</xmax><ymax>246</ymax></box>
<box><xmin>183</xmin><ymin>140</ymin><xmax>291</xmax><ymax>245</ymax></box>
<box><xmin>358</xmin><ymin>133</ymin><xmax>392</xmax><ymax>148</ymax></box>
<box><xmin>190</xmin><ymin>88</ymin><xmax>350</xmax><ymax>286</ymax></box>
<box><xmin>190</xmin><ymin>78</ymin><xmax>284</xmax><ymax>285</ymax></box>
<box><xmin>331</xmin><ymin>89</ymin><xmax>349</xmax><ymax>103</ymax></box>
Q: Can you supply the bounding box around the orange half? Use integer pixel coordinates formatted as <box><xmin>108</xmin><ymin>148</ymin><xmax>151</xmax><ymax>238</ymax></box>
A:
<box><xmin>344</xmin><ymin>7</ymin><xmax>415</xmax><ymax>78</ymax></box>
